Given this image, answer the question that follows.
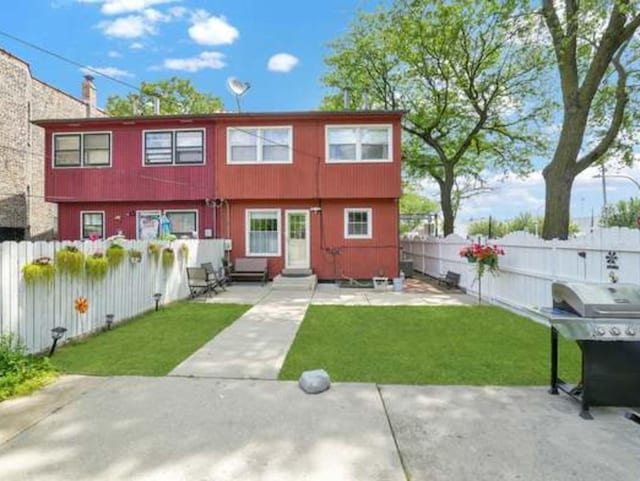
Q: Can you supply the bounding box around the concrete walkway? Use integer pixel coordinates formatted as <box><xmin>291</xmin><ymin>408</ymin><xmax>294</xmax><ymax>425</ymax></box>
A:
<box><xmin>170</xmin><ymin>291</ymin><xmax>311</xmax><ymax>379</ymax></box>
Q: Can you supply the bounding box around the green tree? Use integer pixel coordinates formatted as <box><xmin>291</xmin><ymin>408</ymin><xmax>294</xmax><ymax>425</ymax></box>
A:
<box><xmin>322</xmin><ymin>0</ymin><xmax>549</xmax><ymax>235</ymax></box>
<box><xmin>399</xmin><ymin>187</ymin><xmax>439</xmax><ymax>234</ymax></box>
<box><xmin>467</xmin><ymin>218</ymin><xmax>509</xmax><ymax>238</ymax></box>
<box><xmin>106</xmin><ymin>77</ymin><xmax>223</xmax><ymax>115</ymax></box>
<box><xmin>540</xmin><ymin>1</ymin><xmax>640</xmax><ymax>239</ymax></box>
<box><xmin>601</xmin><ymin>197</ymin><xmax>640</xmax><ymax>227</ymax></box>
<box><xmin>468</xmin><ymin>212</ymin><xmax>580</xmax><ymax>238</ymax></box>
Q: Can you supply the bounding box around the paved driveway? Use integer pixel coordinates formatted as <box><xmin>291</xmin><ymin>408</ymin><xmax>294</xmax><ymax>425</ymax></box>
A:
<box><xmin>1</xmin><ymin>376</ymin><xmax>637</xmax><ymax>481</ymax></box>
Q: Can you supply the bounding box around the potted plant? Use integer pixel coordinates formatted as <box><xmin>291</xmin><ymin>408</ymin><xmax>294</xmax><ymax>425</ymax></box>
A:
<box><xmin>22</xmin><ymin>257</ymin><xmax>55</xmax><ymax>285</ymax></box>
<box><xmin>106</xmin><ymin>243</ymin><xmax>126</xmax><ymax>268</ymax></box>
<box><xmin>162</xmin><ymin>248</ymin><xmax>175</xmax><ymax>269</ymax></box>
<box><xmin>459</xmin><ymin>243</ymin><xmax>505</xmax><ymax>303</ymax></box>
<box><xmin>148</xmin><ymin>243</ymin><xmax>161</xmax><ymax>262</ymax></box>
<box><xmin>128</xmin><ymin>248</ymin><xmax>143</xmax><ymax>264</ymax></box>
<box><xmin>85</xmin><ymin>251</ymin><xmax>109</xmax><ymax>280</ymax></box>
<box><xmin>55</xmin><ymin>245</ymin><xmax>85</xmax><ymax>277</ymax></box>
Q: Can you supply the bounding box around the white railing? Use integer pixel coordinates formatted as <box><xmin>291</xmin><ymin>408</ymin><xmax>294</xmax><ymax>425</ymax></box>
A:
<box><xmin>0</xmin><ymin>239</ymin><xmax>225</xmax><ymax>353</ymax></box>
<box><xmin>401</xmin><ymin>228</ymin><xmax>640</xmax><ymax>309</ymax></box>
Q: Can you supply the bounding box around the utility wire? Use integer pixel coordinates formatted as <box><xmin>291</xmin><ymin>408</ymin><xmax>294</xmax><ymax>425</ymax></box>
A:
<box><xmin>0</xmin><ymin>28</ymin><xmax>185</xmax><ymax>111</ymax></box>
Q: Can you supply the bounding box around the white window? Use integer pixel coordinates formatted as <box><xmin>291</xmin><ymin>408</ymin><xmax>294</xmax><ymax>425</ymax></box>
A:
<box><xmin>165</xmin><ymin>210</ymin><xmax>198</xmax><ymax>238</ymax></box>
<box><xmin>326</xmin><ymin>125</ymin><xmax>392</xmax><ymax>163</ymax></box>
<box><xmin>81</xmin><ymin>211</ymin><xmax>104</xmax><ymax>239</ymax></box>
<box><xmin>54</xmin><ymin>132</ymin><xmax>111</xmax><ymax>167</ymax></box>
<box><xmin>228</xmin><ymin>127</ymin><xmax>292</xmax><ymax>164</ymax></box>
<box><xmin>344</xmin><ymin>208</ymin><xmax>372</xmax><ymax>239</ymax></box>
<box><xmin>144</xmin><ymin>129</ymin><xmax>204</xmax><ymax>165</ymax></box>
<box><xmin>246</xmin><ymin>209</ymin><xmax>281</xmax><ymax>256</ymax></box>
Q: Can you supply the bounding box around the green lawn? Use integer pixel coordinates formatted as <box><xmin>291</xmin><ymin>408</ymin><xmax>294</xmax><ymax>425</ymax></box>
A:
<box><xmin>51</xmin><ymin>303</ymin><xmax>249</xmax><ymax>376</ymax></box>
<box><xmin>279</xmin><ymin>305</ymin><xmax>581</xmax><ymax>385</ymax></box>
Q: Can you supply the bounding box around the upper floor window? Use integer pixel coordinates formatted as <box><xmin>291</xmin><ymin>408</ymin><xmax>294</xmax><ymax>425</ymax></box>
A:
<box><xmin>326</xmin><ymin>125</ymin><xmax>392</xmax><ymax>163</ymax></box>
<box><xmin>227</xmin><ymin>127</ymin><xmax>292</xmax><ymax>164</ymax></box>
<box><xmin>144</xmin><ymin>129</ymin><xmax>204</xmax><ymax>165</ymax></box>
<box><xmin>54</xmin><ymin>132</ymin><xmax>111</xmax><ymax>168</ymax></box>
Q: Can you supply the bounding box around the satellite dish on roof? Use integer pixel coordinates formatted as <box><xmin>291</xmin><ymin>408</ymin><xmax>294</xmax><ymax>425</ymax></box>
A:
<box><xmin>227</xmin><ymin>77</ymin><xmax>251</xmax><ymax>112</ymax></box>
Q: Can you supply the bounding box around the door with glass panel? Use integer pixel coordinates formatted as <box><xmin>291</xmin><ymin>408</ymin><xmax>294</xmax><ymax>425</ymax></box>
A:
<box><xmin>285</xmin><ymin>210</ymin><xmax>310</xmax><ymax>269</ymax></box>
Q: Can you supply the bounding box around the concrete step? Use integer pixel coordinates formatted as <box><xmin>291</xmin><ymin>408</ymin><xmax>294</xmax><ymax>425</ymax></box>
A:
<box><xmin>281</xmin><ymin>268</ymin><xmax>313</xmax><ymax>277</ymax></box>
<box><xmin>272</xmin><ymin>274</ymin><xmax>317</xmax><ymax>291</ymax></box>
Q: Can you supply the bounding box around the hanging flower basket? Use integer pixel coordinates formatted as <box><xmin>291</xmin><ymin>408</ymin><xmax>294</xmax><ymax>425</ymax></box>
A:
<box><xmin>55</xmin><ymin>245</ymin><xmax>85</xmax><ymax>278</ymax></box>
<box><xmin>86</xmin><ymin>252</ymin><xmax>109</xmax><ymax>280</ymax></box>
<box><xmin>128</xmin><ymin>249</ymin><xmax>143</xmax><ymax>264</ymax></box>
<box><xmin>22</xmin><ymin>257</ymin><xmax>56</xmax><ymax>285</ymax></box>
<box><xmin>459</xmin><ymin>243</ymin><xmax>505</xmax><ymax>303</ymax></box>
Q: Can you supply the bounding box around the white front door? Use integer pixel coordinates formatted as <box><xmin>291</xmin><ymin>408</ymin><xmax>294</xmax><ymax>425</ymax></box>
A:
<box><xmin>285</xmin><ymin>210</ymin><xmax>310</xmax><ymax>269</ymax></box>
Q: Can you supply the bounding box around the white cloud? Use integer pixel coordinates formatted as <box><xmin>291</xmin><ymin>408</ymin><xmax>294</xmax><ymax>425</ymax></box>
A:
<box><xmin>129</xmin><ymin>42</ymin><xmax>144</xmax><ymax>49</ymax></box>
<box><xmin>167</xmin><ymin>5</ymin><xmax>187</xmax><ymax>17</ymax></box>
<box><xmin>107</xmin><ymin>50</ymin><xmax>122</xmax><ymax>58</ymax></box>
<box><xmin>267</xmin><ymin>53</ymin><xmax>299</xmax><ymax>73</ymax></box>
<box><xmin>163</xmin><ymin>51</ymin><xmax>226</xmax><ymax>72</ymax></box>
<box><xmin>81</xmin><ymin>65</ymin><xmax>134</xmax><ymax>78</ymax></box>
<box><xmin>77</xmin><ymin>0</ymin><xmax>175</xmax><ymax>15</ymax></box>
<box><xmin>98</xmin><ymin>8</ymin><xmax>168</xmax><ymax>38</ymax></box>
<box><xmin>188</xmin><ymin>10</ymin><xmax>238</xmax><ymax>46</ymax></box>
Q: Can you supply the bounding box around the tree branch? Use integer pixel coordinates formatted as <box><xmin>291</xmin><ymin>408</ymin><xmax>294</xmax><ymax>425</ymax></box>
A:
<box><xmin>575</xmin><ymin>44</ymin><xmax>630</xmax><ymax>173</ymax></box>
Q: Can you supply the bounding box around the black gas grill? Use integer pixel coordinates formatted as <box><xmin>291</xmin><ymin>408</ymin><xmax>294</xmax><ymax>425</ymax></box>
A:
<box><xmin>539</xmin><ymin>282</ymin><xmax>640</xmax><ymax>419</ymax></box>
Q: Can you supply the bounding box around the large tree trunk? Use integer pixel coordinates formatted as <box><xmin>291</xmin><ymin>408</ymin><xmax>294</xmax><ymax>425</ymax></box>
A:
<box><xmin>542</xmin><ymin>164</ymin><xmax>574</xmax><ymax>240</ymax></box>
<box><xmin>440</xmin><ymin>180</ymin><xmax>455</xmax><ymax>237</ymax></box>
<box><xmin>542</xmin><ymin>106</ymin><xmax>589</xmax><ymax>240</ymax></box>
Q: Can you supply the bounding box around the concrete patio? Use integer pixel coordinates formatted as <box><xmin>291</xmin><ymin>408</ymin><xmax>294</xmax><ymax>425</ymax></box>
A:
<box><xmin>1</xmin><ymin>376</ymin><xmax>637</xmax><ymax>481</ymax></box>
<box><xmin>194</xmin><ymin>279</ymin><xmax>475</xmax><ymax>306</ymax></box>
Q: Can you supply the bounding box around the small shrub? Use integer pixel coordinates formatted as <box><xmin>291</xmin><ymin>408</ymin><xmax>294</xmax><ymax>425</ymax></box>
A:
<box><xmin>106</xmin><ymin>244</ymin><xmax>126</xmax><ymax>268</ymax></box>
<box><xmin>55</xmin><ymin>246</ymin><xmax>85</xmax><ymax>277</ymax></box>
<box><xmin>22</xmin><ymin>257</ymin><xmax>55</xmax><ymax>285</ymax></box>
<box><xmin>86</xmin><ymin>252</ymin><xmax>109</xmax><ymax>280</ymax></box>
<box><xmin>0</xmin><ymin>333</ymin><xmax>56</xmax><ymax>401</ymax></box>
<box><xmin>162</xmin><ymin>248</ymin><xmax>175</xmax><ymax>269</ymax></box>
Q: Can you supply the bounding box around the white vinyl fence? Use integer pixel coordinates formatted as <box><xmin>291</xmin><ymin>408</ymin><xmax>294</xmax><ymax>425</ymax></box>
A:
<box><xmin>401</xmin><ymin>228</ymin><xmax>640</xmax><ymax>309</ymax></box>
<box><xmin>0</xmin><ymin>239</ymin><xmax>225</xmax><ymax>353</ymax></box>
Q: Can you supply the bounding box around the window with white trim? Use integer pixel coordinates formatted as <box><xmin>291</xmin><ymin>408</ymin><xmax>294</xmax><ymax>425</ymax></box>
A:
<box><xmin>54</xmin><ymin>133</ymin><xmax>111</xmax><ymax>167</ymax></box>
<box><xmin>165</xmin><ymin>210</ymin><xmax>198</xmax><ymax>238</ymax></box>
<box><xmin>81</xmin><ymin>212</ymin><xmax>104</xmax><ymax>239</ymax></box>
<box><xmin>228</xmin><ymin>127</ymin><xmax>292</xmax><ymax>163</ymax></box>
<box><xmin>246</xmin><ymin>209</ymin><xmax>280</xmax><ymax>256</ymax></box>
<box><xmin>327</xmin><ymin>126</ymin><xmax>391</xmax><ymax>162</ymax></box>
<box><xmin>144</xmin><ymin>130</ymin><xmax>204</xmax><ymax>165</ymax></box>
<box><xmin>344</xmin><ymin>208</ymin><xmax>372</xmax><ymax>239</ymax></box>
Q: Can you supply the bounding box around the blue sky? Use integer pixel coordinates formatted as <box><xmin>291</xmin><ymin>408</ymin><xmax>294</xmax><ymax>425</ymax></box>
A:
<box><xmin>2</xmin><ymin>0</ymin><xmax>638</xmax><ymax>231</ymax></box>
<box><xmin>1</xmin><ymin>0</ymin><xmax>373</xmax><ymax>111</ymax></box>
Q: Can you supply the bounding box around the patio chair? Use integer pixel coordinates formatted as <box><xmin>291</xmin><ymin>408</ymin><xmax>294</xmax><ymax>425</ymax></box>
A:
<box><xmin>201</xmin><ymin>262</ymin><xmax>227</xmax><ymax>291</ymax></box>
<box><xmin>186</xmin><ymin>267</ymin><xmax>218</xmax><ymax>298</ymax></box>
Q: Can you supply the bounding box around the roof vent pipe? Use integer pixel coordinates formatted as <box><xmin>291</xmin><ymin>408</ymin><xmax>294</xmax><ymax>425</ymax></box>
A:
<box><xmin>153</xmin><ymin>97</ymin><xmax>160</xmax><ymax>115</ymax></box>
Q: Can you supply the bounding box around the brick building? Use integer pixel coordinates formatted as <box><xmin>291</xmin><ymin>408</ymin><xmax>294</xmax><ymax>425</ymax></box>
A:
<box><xmin>0</xmin><ymin>48</ymin><xmax>104</xmax><ymax>241</ymax></box>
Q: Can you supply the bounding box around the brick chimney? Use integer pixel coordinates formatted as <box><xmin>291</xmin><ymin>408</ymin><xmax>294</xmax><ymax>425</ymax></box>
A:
<box><xmin>81</xmin><ymin>75</ymin><xmax>97</xmax><ymax>117</ymax></box>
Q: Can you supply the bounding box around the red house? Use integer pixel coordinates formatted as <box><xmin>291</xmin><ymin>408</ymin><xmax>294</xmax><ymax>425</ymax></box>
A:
<box><xmin>35</xmin><ymin>111</ymin><xmax>402</xmax><ymax>280</ymax></box>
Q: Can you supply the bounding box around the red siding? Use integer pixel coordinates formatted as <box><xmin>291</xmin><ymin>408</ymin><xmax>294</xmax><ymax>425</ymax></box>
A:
<box><xmin>215</xmin><ymin>115</ymin><xmax>402</xmax><ymax>200</ymax></box>
<box><xmin>221</xmin><ymin>199</ymin><xmax>399</xmax><ymax>280</ymax></box>
<box><xmin>45</xmin><ymin>120</ymin><xmax>214</xmax><ymax>203</ymax></box>
<box><xmin>58</xmin><ymin>201</ymin><xmax>214</xmax><ymax>240</ymax></box>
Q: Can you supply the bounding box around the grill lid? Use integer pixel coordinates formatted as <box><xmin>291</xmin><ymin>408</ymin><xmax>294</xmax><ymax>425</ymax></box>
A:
<box><xmin>552</xmin><ymin>282</ymin><xmax>640</xmax><ymax>319</ymax></box>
